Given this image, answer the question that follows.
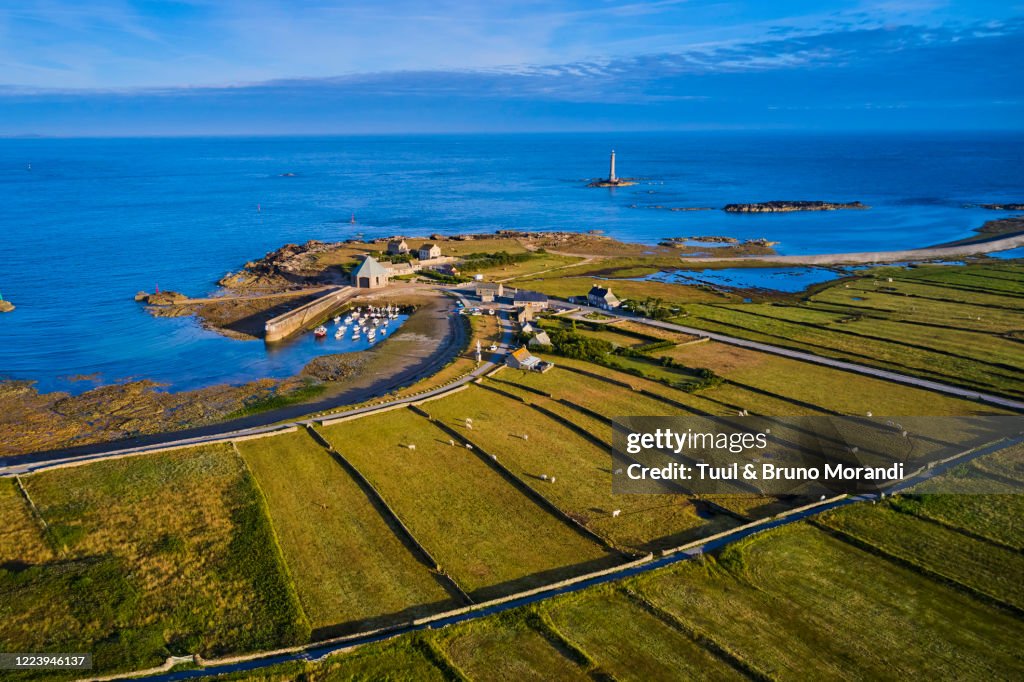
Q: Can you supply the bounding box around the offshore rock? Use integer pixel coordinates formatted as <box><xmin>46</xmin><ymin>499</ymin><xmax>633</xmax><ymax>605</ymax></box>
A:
<box><xmin>723</xmin><ymin>201</ymin><xmax>868</xmax><ymax>212</ymax></box>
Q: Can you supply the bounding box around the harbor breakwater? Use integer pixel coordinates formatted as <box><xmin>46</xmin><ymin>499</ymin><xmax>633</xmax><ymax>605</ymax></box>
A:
<box><xmin>264</xmin><ymin>286</ymin><xmax>356</xmax><ymax>342</ymax></box>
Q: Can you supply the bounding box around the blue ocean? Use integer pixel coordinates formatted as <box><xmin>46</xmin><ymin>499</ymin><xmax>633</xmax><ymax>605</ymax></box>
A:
<box><xmin>1</xmin><ymin>132</ymin><xmax>1022</xmax><ymax>393</ymax></box>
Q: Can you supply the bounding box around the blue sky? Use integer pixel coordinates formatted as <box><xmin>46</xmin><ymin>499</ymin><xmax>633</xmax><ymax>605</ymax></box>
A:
<box><xmin>1</xmin><ymin>1</ymin><xmax>1022</xmax><ymax>134</ymax></box>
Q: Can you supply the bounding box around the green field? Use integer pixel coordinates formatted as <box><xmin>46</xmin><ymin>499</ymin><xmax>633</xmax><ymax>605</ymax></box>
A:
<box><xmin>2</xmin><ymin>445</ymin><xmax>308</xmax><ymax>677</ymax></box>
<box><xmin>236</xmin><ymin>429</ymin><xmax>458</xmax><ymax>634</ymax></box>
<box><xmin>671</xmin><ymin>340</ymin><xmax>1006</xmax><ymax>416</ymax></box>
<box><xmin>422</xmin><ymin>384</ymin><xmax>736</xmax><ymax>552</ymax></box>
<box><xmin>818</xmin><ymin>503</ymin><xmax>1024</xmax><ymax>610</ymax></box>
<box><xmin>495</xmin><ymin>365</ymin><xmax>792</xmax><ymax>522</ymax></box>
<box><xmin>317</xmin><ymin>408</ymin><xmax>618</xmax><ymax>599</ymax></box>
<box><xmin>514</xmin><ymin>274</ymin><xmax>735</xmax><ymax>309</ymax></box>
<box><xmin>215</xmin><ymin>635</ymin><xmax>449</xmax><ymax>681</ymax></box>
<box><xmin>889</xmin><ymin>493</ymin><xmax>1024</xmax><ymax>550</ymax></box>
<box><xmin>501</xmin><ymin>362</ymin><xmax>703</xmax><ymax>417</ymax></box>
<box><xmin>678</xmin><ymin>303</ymin><xmax>1023</xmax><ymax>398</ymax></box>
<box><xmin>542</xmin><ymin>588</ymin><xmax>739</xmax><ymax>681</ymax></box>
<box><xmin>213</xmin><ymin>494</ymin><xmax>1024</xmax><ymax>681</ymax></box>
<box><xmin>659</xmin><ymin>264</ymin><xmax>1024</xmax><ymax>399</ymax></box>
<box><xmin>635</xmin><ymin>522</ymin><xmax>1024</xmax><ymax>680</ymax></box>
<box><xmin>0</xmin><ymin>478</ymin><xmax>54</xmax><ymax>566</ymax></box>
<box><xmin>438</xmin><ymin>613</ymin><xmax>592</xmax><ymax>681</ymax></box>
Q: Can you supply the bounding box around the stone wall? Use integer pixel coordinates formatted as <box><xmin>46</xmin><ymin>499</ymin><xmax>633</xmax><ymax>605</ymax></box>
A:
<box><xmin>264</xmin><ymin>286</ymin><xmax>356</xmax><ymax>342</ymax></box>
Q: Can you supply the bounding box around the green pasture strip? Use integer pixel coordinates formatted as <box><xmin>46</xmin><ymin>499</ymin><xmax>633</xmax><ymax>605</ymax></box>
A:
<box><xmin>319</xmin><ymin>408</ymin><xmax>616</xmax><ymax>600</ymax></box>
<box><xmin>236</xmin><ymin>429</ymin><xmax>457</xmax><ymax>633</ymax></box>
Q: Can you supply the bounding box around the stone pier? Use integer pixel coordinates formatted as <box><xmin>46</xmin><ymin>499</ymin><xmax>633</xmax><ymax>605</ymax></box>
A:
<box><xmin>264</xmin><ymin>286</ymin><xmax>356</xmax><ymax>342</ymax></box>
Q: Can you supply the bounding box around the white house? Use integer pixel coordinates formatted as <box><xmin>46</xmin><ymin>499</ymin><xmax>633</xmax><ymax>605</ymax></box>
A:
<box><xmin>418</xmin><ymin>243</ymin><xmax>442</xmax><ymax>260</ymax></box>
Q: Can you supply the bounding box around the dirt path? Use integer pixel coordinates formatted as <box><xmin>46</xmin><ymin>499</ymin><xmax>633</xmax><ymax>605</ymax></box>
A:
<box><xmin>495</xmin><ymin>254</ymin><xmax>601</xmax><ymax>283</ymax></box>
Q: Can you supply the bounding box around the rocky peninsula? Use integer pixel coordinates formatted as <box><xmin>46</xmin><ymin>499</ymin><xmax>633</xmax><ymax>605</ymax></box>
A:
<box><xmin>0</xmin><ymin>300</ymin><xmax>14</xmax><ymax>313</ymax></box>
<box><xmin>723</xmin><ymin>200</ymin><xmax>868</xmax><ymax>212</ymax></box>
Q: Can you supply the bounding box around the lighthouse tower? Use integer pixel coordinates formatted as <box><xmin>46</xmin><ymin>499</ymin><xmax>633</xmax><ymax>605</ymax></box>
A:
<box><xmin>608</xmin><ymin>150</ymin><xmax>617</xmax><ymax>183</ymax></box>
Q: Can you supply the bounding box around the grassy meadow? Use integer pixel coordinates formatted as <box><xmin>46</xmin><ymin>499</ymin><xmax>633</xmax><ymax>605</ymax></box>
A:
<box><xmin>658</xmin><ymin>264</ymin><xmax>1024</xmax><ymax>400</ymax></box>
<box><xmin>1</xmin><ymin>445</ymin><xmax>309</xmax><ymax>677</ymax></box>
<box><xmin>317</xmin><ymin>408</ymin><xmax>618</xmax><ymax>599</ymax></box>
<box><xmin>423</xmin><ymin>384</ymin><xmax>736</xmax><ymax>552</ymax></box>
<box><xmin>541</xmin><ymin>587</ymin><xmax>739</xmax><ymax>681</ymax></box>
<box><xmin>236</xmin><ymin>429</ymin><xmax>458</xmax><ymax>634</ymax></box>
<box><xmin>437</xmin><ymin>613</ymin><xmax>592</xmax><ymax>682</ymax></box>
<box><xmin>817</xmin><ymin>502</ymin><xmax>1024</xmax><ymax>610</ymax></box>
<box><xmin>635</xmin><ymin>521</ymin><xmax>1024</xmax><ymax>680</ymax></box>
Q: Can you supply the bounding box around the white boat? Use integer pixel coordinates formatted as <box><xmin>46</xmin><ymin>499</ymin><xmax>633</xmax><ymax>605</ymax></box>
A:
<box><xmin>334</xmin><ymin>328</ymin><xmax>344</xmax><ymax>339</ymax></box>
<box><xmin>333</xmin><ymin>316</ymin><xmax>341</xmax><ymax>324</ymax></box>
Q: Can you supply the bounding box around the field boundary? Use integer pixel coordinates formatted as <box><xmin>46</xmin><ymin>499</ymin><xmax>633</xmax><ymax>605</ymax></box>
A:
<box><xmin>303</xmin><ymin>424</ymin><xmax>473</xmax><ymax>605</ymax></box>
<box><xmin>407</xmin><ymin>403</ymin><xmax>628</xmax><ymax>557</ymax></box>
<box><xmin>810</xmin><ymin>519</ymin><xmax>1024</xmax><ymax>618</ymax></box>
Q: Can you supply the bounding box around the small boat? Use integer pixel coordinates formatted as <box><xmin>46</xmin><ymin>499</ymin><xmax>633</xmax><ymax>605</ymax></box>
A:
<box><xmin>333</xmin><ymin>316</ymin><xmax>341</xmax><ymax>324</ymax></box>
<box><xmin>314</xmin><ymin>326</ymin><xmax>328</xmax><ymax>339</ymax></box>
<box><xmin>334</xmin><ymin>328</ymin><xmax>344</xmax><ymax>339</ymax></box>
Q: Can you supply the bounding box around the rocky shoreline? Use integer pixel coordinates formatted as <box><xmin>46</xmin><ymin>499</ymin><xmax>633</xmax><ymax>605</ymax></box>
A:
<box><xmin>587</xmin><ymin>178</ymin><xmax>638</xmax><ymax>187</ymax></box>
<box><xmin>976</xmin><ymin>203</ymin><xmax>1024</xmax><ymax>211</ymax></box>
<box><xmin>723</xmin><ymin>200</ymin><xmax>868</xmax><ymax>213</ymax></box>
<box><xmin>0</xmin><ymin>300</ymin><xmax>14</xmax><ymax>313</ymax></box>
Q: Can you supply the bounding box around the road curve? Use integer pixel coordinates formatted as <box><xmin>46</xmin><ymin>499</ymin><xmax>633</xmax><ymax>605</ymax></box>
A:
<box><xmin>1</xmin><ymin>296</ymin><xmax>513</xmax><ymax>476</ymax></box>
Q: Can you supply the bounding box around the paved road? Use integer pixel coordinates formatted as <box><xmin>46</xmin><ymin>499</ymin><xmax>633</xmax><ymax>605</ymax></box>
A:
<box><xmin>551</xmin><ymin>300</ymin><xmax>1024</xmax><ymax>412</ymax></box>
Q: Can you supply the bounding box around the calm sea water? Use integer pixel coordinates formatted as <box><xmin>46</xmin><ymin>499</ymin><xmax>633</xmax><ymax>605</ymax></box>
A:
<box><xmin>1</xmin><ymin>132</ymin><xmax>1022</xmax><ymax>393</ymax></box>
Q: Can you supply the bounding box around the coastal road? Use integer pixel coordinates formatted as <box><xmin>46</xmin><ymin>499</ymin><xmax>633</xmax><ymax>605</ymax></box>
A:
<box><xmin>0</xmin><ymin>291</ymin><xmax>471</xmax><ymax>474</ymax></box>
<box><xmin>549</xmin><ymin>300</ymin><xmax>1024</xmax><ymax>412</ymax></box>
<box><xmin>0</xmin><ymin>293</ymin><xmax>515</xmax><ymax>477</ymax></box>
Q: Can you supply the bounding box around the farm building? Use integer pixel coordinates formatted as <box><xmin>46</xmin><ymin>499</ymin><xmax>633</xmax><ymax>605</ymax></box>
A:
<box><xmin>418</xmin><ymin>243</ymin><xmax>442</xmax><ymax>259</ymax></box>
<box><xmin>387</xmin><ymin>239</ymin><xmax>410</xmax><ymax>255</ymax></box>
<box><xmin>506</xmin><ymin>346</ymin><xmax>553</xmax><ymax>372</ymax></box>
<box><xmin>587</xmin><ymin>285</ymin><xmax>621</xmax><ymax>309</ymax></box>
<box><xmin>528</xmin><ymin>330</ymin><xmax>552</xmax><ymax>347</ymax></box>
<box><xmin>475</xmin><ymin>281</ymin><xmax>504</xmax><ymax>302</ymax></box>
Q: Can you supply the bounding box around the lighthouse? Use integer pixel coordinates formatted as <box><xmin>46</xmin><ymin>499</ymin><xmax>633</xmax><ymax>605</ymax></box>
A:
<box><xmin>587</xmin><ymin>149</ymin><xmax>635</xmax><ymax>187</ymax></box>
